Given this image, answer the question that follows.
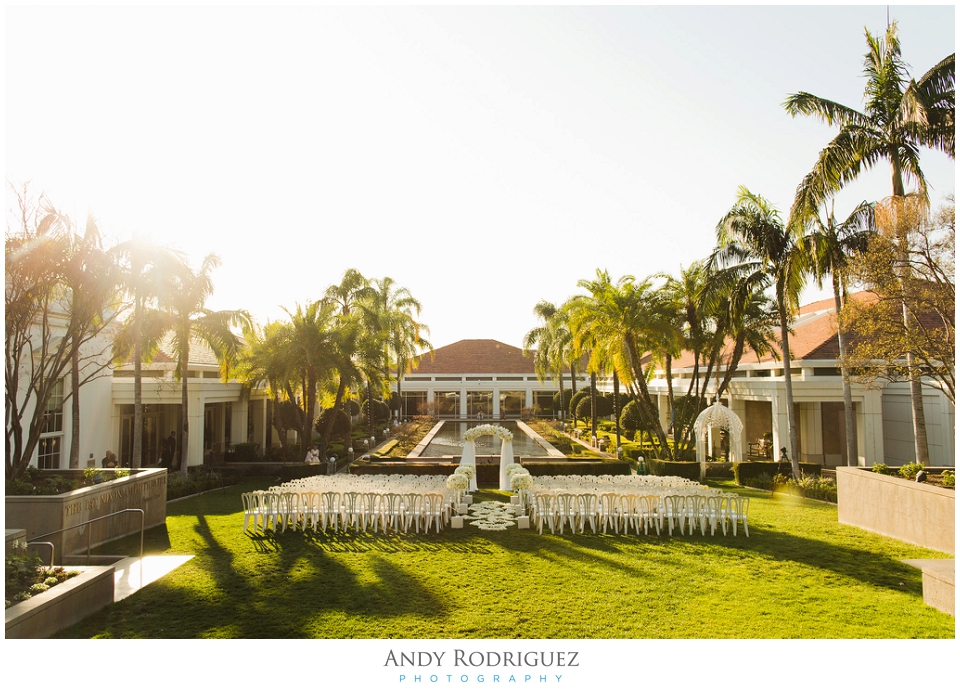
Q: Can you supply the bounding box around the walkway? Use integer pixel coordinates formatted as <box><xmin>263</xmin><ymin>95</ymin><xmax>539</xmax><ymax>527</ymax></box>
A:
<box><xmin>112</xmin><ymin>555</ymin><xmax>193</xmax><ymax>602</ymax></box>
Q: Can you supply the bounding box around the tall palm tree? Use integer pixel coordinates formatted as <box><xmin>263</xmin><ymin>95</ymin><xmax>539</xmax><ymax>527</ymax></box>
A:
<box><xmin>237</xmin><ymin>319</ymin><xmax>297</xmax><ymax>461</ymax></box>
<box><xmin>784</xmin><ymin>22</ymin><xmax>954</xmax><ymax>217</ymax></box>
<box><xmin>785</xmin><ymin>23</ymin><xmax>953</xmax><ymax>465</ymax></box>
<box><xmin>319</xmin><ymin>269</ymin><xmax>383</xmax><ymax>457</ymax></box>
<box><xmin>113</xmin><ymin>238</ymin><xmax>185</xmax><ymax>467</ymax></box>
<box><xmin>60</xmin><ymin>212</ymin><xmax>120</xmax><ymax>469</ymax></box>
<box><xmin>523</xmin><ymin>301</ymin><xmax>569</xmax><ymax>420</ymax></box>
<box><xmin>153</xmin><ymin>253</ymin><xmax>250</xmax><ymax>475</ymax></box>
<box><xmin>565</xmin><ymin>270</ymin><xmax>675</xmax><ymax>459</ymax></box>
<box><xmin>285</xmin><ymin>301</ymin><xmax>341</xmax><ymax>453</ymax></box>
<box><xmin>803</xmin><ymin>200</ymin><xmax>876</xmax><ymax>467</ymax></box>
<box><xmin>363</xmin><ymin>277</ymin><xmax>432</xmax><ymax>422</ymax></box>
<box><xmin>711</xmin><ymin>188</ymin><xmax>808</xmax><ymax>478</ymax></box>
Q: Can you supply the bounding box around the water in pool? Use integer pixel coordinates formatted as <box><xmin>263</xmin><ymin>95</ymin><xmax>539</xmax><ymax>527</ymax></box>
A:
<box><xmin>418</xmin><ymin>421</ymin><xmax>546</xmax><ymax>458</ymax></box>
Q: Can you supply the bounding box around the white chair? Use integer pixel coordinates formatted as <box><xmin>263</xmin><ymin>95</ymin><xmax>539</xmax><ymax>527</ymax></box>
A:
<box><xmin>401</xmin><ymin>492</ymin><xmax>422</xmax><ymax>533</ymax></box>
<box><xmin>645</xmin><ymin>495</ymin><xmax>665</xmax><ymax>536</ymax></box>
<box><xmin>320</xmin><ymin>491</ymin><xmax>340</xmax><ymax>532</ymax></box>
<box><xmin>555</xmin><ymin>493</ymin><xmax>578</xmax><ymax>535</ymax></box>
<box><xmin>683</xmin><ymin>495</ymin><xmax>705</xmax><ymax>536</ymax></box>
<box><xmin>701</xmin><ymin>496</ymin><xmax>723</xmax><ymax>536</ymax></box>
<box><xmin>361</xmin><ymin>492</ymin><xmax>381</xmax><ymax>533</ymax></box>
<box><xmin>241</xmin><ymin>491</ymin><xmax>258</xmax><ymax>533</ymax></box>
<box><xmin>278</xmin><ymin>491</ymin><xmax>301</xmax><ymax>532</ymax></box>
<box><xmin>300</xmin><ymin>491</ymin><xmax>321</xmax><ymax>531</ymax></box>
<box><xmin>341</xmin><ymin>491</ymin><xmax>364</xmax><ymax>532</ymax></box>
<box><xmin>421</xmin><ymin>493</ymin><xmax>446</xmax><ymax>533</ymax></box>
<box><xmin>380</xmin><ymin>493</ymin><xmax>404</xmax><ymax>533</ymax></box>
<box><xmin>661</xmin><ymin>495</ymin><xmax>685</xmax><ymax>536</ymax></box>
<box><xmin>578</xmin><ymin>493</ymin><xmax>599</xmax><ymax>533</ymax></box>
<box><xmin>728</xmin><ymin>495</ymin><xmax>750</xmax><ymax>537</ymax></box>
<box><xmin>259</xmin><ymin>491</ymin><xmax>281</xmax><ymax>533</ymax></box>
<box><xmin>598</xmin><ymin>493</ymin><xmax>620</xmax><ymax>534</ymax></box>
<box><xmin>534</xmin><ymin>493</ymin><xmax>557</xmax><ymax>535</ymax></box>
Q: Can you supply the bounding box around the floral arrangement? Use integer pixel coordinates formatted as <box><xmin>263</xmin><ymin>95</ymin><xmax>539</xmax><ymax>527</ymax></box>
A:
<box><xmin>505</xmin><ymin>462</ymin><xmax>525</xmax><ymax>476</ymax></box>
<box><xmin>455</xmin><ymin>465</ymin><xmax>476</xmax><ymax>480</ymax></box>
<box><xmin>463</xmin><ymin>424</ymin><xmax>513</xmax><ymax>442</ymax></box>
<box><xmin>446</xmin><ymin>473</ymin><xmax>469</xmax><ymax>491</ymax></box>
<box><xmin>510</xmin><ymin>472</ymin><xmax>533</xmax><ymax>491</ymax></box>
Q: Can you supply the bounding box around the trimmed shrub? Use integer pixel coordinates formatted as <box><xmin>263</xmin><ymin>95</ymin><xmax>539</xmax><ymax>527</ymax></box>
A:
<box><xmin>226</xmin><ymin>442</ymin><xmax>260</xmax><ymax>462</ymax></box>
<box><xmin>315</xmin><ymin>408</ymin><xmax>352</xmax><ymax>443</ymax></box>
<box><xmin>733</xmin><ymin>461</ymin><xmax>821</xmax><ymax>484</ymax></box>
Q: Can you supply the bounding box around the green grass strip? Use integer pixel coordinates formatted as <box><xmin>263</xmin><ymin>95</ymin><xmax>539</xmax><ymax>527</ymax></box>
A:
<box><xmin>58</xmin><ymin>479</ymin><xmax>953</xmax><ymax>639</ymax></box>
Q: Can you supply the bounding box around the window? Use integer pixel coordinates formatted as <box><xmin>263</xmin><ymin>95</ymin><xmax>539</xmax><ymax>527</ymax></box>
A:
<box><xmin>38</xmin><ymin>379</ymin><xmax>64</xmax><ymax>469</ymax></box>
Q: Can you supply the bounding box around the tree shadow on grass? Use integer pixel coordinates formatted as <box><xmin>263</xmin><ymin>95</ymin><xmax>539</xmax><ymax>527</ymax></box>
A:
<box><xmin>60</xmin><ymin>512</ymin><xmax>451</xmax><ymax>638</ymax></box>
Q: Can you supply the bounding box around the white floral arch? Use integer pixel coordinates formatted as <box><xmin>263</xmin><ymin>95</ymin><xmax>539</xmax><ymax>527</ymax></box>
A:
<box><xmin>693</xmin><ymin>401</ymin><xmax>743</xmax><ymax>481</ymax></box>
<box><xmin>460</xmin><ymin>424</ymin><xmax>516</xmax><ymax>491</ymax></box>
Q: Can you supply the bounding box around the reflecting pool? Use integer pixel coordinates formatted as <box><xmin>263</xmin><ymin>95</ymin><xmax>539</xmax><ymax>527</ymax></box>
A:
<box><xmin>417</xmin><ymin>421</ymin><xmax>546</xmax><ymax>458</ymax></box>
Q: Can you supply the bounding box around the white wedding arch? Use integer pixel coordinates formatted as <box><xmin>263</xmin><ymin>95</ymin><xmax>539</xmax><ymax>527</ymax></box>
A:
<box><xmin>693</xmin><ymin>401</ymin><xmax>744</xmax><ymax>481</ymax></box>
<box><xmin>459</xmin><ymin>424</ymin><xmax>516</xmax><ymax>491</ymax></box>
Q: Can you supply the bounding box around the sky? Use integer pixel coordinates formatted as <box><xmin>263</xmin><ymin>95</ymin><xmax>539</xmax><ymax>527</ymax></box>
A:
<box><xmin>5</xmin><ymin>4</ymin><xmax>955</xmax><ymax>353</ymax></box>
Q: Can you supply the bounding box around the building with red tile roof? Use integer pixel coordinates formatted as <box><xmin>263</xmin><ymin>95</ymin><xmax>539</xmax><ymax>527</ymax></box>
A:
<box><xmin>399</xmin><ymin>294</ymin><xmax>954</xmax><ymax>468</ymax></box>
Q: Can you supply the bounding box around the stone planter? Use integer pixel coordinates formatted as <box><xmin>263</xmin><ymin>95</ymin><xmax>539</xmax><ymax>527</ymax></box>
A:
<box><xmin>837</xmin><ymin>466</ymin><xmax>955</xmax><ymax>553</ymax></box>
<box><xmin>6</xmin><ymin>469</ymin><xmax>167</xmax><ymax>561</ymax></box>
<box><xmin>5</xmin><ymin>564</ymin><xmax>115</xmax><ymax>639</ymax></box>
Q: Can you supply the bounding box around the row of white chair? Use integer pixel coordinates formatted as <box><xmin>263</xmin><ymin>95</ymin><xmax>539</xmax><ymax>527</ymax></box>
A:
<box><xmin>530</xmin><ymin>492</ymin><xmax>749</xmax><ymax>537</ymax></box>
<box><xmin>242</xmin><ymin>489</ymin><xmax>452</xmax><ymax>535</ymax></box>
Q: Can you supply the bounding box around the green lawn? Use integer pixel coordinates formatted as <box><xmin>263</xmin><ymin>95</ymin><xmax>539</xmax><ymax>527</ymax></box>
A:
<box><xmin>57</xmin><ymin>478</ymin><xmax>954</xmax><ymax>639</ymax></box>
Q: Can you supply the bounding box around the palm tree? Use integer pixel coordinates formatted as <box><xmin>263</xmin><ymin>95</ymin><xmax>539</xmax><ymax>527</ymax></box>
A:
<box><xmin>785</xmin><ymin>23</ymin><xmax>953</xmax><ymax>466</ymax></box>
<box><xmin>153</xmin><ymin>253</ymin><xmax>250</xmax><ymax>475</ymax></box>
<box><xmin>784</xmin><ymin>22</ymin><xmax>953</xmax><ymax>218</ymax></box>
<box><xmin>237</xmin><ymin>319</ymin><xmax>297</xmax><ymax>461</ymax></box>
<box><xmin>710</xmin><ymin>188</ymin><xmax>808</xmax><ymax>478</ymax></box>
<box><xmin>319</xmin><ymin>269</ymin><xmax>383</xmax><ymax>458</ymax></box>
<box><xmin>285</xmin><ymin>301</ymin><xmax>341</xmax><ymax>454</ymax></box>
<box><xmin>803</xmin><ymin>200</ymin><xmax>876</xmax><ymax>467</ymax></box>
<box><xmin>363</xmin><ymin>277</ymin><xmax>432</xmax><ymax>422</ymax></box>
<box><xmin>60</xmin><ymin>212</ymin><xmax>120</xmax><ymax>469</ymax></box>
<box><xmin>113</xmin><ymin>238</ymin><xmax>185</xmax><ymax>467</ymax></box>
<box><xmin>564</xmin><ymin>270</ymin><xmax>674</xmax><ymax>459</ymax></box>
<box><xmin>523</xmin><ymin>301</ymin><xmax>568</xmax><ymax>420</ymax></box>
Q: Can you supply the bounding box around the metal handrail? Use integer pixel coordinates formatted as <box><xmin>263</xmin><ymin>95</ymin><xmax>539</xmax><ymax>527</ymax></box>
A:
<box><xmin>28</xmin><ymin>508</ymin><xmax>145</xmax><ymax>583</ymax></box>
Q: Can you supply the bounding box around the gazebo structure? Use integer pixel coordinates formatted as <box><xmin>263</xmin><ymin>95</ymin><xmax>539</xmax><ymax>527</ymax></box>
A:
<box><xmin>693</xmin><ymin>401</ymin><xmax>744</xmax><ymax>481</ymax></box>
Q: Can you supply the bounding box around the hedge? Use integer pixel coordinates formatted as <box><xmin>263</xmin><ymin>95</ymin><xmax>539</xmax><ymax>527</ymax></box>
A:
<box><xmin>732</xmin><ymin>461</ymin><xmax>822</xmax><ymax>485</ymax></box>
<box><xmin>644</xmin><ymin>460</ymin><xmax>702</xmax><ymax>481</ymax></box>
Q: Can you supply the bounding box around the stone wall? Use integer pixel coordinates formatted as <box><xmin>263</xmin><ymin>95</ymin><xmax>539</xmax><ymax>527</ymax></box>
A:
<box><xmin>6</xmin><ymin>469</ymin><xmax>167</xmax><ymax>560</ymax></box>
<box><xmin>837</xmin><ymin>466</ymin><xmax>955</xmax><ymax>553</ymax></box>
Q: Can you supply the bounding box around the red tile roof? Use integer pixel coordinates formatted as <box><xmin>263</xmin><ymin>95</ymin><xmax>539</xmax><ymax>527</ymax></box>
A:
<box><xmin>411</xmin><ymin>339</ymin><xmax>537</xmax><ymax>374</ymax></box>
<box><xmin>671</xmin><ymin>291</ymin><xmax>880</xmax><ymax>369</ymax></box>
